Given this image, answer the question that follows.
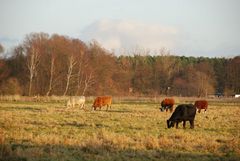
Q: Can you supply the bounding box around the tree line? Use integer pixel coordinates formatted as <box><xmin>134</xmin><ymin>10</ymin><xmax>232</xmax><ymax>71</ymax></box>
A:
<box><xmin>0</xmin><ymin>33</ymin><xmax>239</xmax><ymax>97</ymax></box>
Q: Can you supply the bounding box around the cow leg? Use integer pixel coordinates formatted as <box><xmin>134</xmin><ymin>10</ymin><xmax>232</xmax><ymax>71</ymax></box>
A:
<box><xmin>80</xmin><ymin>103</ymin><xmax>84</xmax><ymax>109</ymax></box>
<box><xmin>204</xmin><ymin>109</ymin><xmax>207</xmax><ymax>113</ymax></box>
<box><xmin>66</xmin><ymin>105</ymin><xmax>70</xmax><ymax>110</ymax></box>
<box><xmin>176</xmin><ymin>122</ymin><xmax>179</xmax><ymax>129</ymax></box>
<box><xmin>190</xmin><ymin>120</ymin><xmax>194</xmax><ymax>129</ymax></box>
<box><xmin>67</xmin><ymin>104</ymin><xmax>72</xmax><ymax>110</ymax></box>
<box><xmin>81</xmin><ymin>104</ymin><xmax>86</xmax><ymax>111</ymax></box>
<box><xmin>198</xmin><ymin>109</ymin><xmax>201</xmax><ymax>113</ymax></box>
<box><xmin>82</xmin><ymin>104</ymin><xmax>86</xmax><ymax>111</ymax></box>
<box><xmin>183</xmin><ymin>121</ymin><xmax>186</xmax><ymax>129</ymax></box>
<box><xmin>160</xmin><ymin>107</ymin><xmax>164</xmax><ymax>112</ymax></box>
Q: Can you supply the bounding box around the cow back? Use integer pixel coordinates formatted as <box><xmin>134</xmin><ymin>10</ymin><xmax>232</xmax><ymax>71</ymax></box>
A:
<box><xmin>93</xmin><ymin>96</ymin><xmax>112</xmax><ymax>107</ymax></box>
<box><xmin>66</xmin><ymin>96</ymin><xmax>85</xmax><ymax>108</ymax></box>
<box><xmin>194</xmin><ymin>100</ymin><xmax>208</xmax><ymax>109</ymax></box>
<box><xmin>169</xmin><ymin>104</ymin><xmax>196</xmax><ymax>121</ymax></box>
<box><xmin>161</xmin><ymin>98</ymin><xmax>175</xmax><ymax>106</ymax></box>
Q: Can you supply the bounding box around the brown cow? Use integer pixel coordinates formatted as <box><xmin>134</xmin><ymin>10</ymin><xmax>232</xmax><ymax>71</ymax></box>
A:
<box><xmin>160</xmin><ymin>98</ymin><xmax>175</xmax><ymax>112</ymax></box>
<box><xmin>194</xmin><ymin>100</ymin><xmax>208</xmax><ymax>113</ymax></box>
<box><xmin>92</xmin><ymin>96</ymin><xmax>112</xmax><ymax>111</ymax></box>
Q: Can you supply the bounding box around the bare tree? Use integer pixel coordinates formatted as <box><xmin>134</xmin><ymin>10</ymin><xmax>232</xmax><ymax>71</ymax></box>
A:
<box><xmin>75</xmin><ymin>63</ymin><xmax>83</xmax><ymax>95</ymax></box>
<box><xmin>27</xmin><ymin>47</ymin><xmax>40</xmax><ymax>96</ymax></box>
<box><xmin>154</xmin><ymin>49</ymin><xmax>178</xmax><ymax>95</ymax></box>
<box><xmin>194</xmin><ymin>62</ymin><xmax>216</xmax><ymax>97</ymax></box>
<box><xmin>75</xmin><ymin>51</ymin><xmax>85</xmax><ymax>95</ymax></box>
<box><xmin>82</xmin><ymin>71</ymin><xmax>94</xmax><ymax>95</ymax></box>
<box><xmin>194</xmin><ymin>71</ymin><xmax>215</xmax><ymax>97</ymax></box>
<box><xmin>63</xmin><ymin>54</ymin><xmax>77</xmax><ymax>96</ymax></box>
<box><xmin>46</xmin><ymin>51</ymin><xmax>55</xmax><ymax>96</ymax></box>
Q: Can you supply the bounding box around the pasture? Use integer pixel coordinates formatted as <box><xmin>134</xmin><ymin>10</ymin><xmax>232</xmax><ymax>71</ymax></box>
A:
<box><xmin>0</xmin><ymin>97</ymin><xmax>240</xmax><ymax>161</ymax></box>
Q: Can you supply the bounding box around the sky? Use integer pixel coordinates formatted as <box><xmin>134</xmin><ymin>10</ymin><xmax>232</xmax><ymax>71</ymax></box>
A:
<box><xmin>1</xmin><ymin>0</ymin><xmax>240</xmax><ymax>57</ymax></box>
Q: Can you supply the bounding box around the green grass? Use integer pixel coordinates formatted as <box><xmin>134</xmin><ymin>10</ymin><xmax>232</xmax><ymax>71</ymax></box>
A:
<box><xmin>0</xmin><ymin>98</ymin><xmax>240</xmax><ymax>161</ymax></box>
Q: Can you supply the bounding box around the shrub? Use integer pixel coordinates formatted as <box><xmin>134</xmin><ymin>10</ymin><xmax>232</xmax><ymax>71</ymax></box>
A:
<box><xmin>0</xmin><ymin>78</ymin><xmax>22</xmax><ymax>95</ymax></box>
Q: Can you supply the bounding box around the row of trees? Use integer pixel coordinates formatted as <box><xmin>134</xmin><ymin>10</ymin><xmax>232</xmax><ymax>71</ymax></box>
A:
<box><xmin>0</xmin><ymin>33</ymin><xmax>239</xmax><ymax>97</ymax></box>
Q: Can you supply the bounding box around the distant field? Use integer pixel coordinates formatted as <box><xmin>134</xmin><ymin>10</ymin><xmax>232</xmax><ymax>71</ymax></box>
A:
<box><xmin>0</xmin><ymin>97</ymin><xmax>240</xmax><ymax>161</ymax></box>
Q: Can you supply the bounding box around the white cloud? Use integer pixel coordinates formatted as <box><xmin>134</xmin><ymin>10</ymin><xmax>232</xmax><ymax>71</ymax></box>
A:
<box><xmin>80</xmin><ymin>19</ymin><xmax>179</xmax><ymax>54</ymax></box>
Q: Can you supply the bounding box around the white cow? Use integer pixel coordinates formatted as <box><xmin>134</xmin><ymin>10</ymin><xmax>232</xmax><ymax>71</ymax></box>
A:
<box><xmin>66</xmin><ymin>96</ymin><xmax>85</xmax><ymax>110</ymax></box>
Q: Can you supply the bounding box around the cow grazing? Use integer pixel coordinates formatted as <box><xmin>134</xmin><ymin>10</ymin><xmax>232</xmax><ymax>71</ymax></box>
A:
<box><xmin>66</xmin><ymin>96</ymin><xmax>85</xmax><ymax>110</ymax></box>
<box><xmin>92</xmin><ymin>96</ymin><xmax>112</xmax><ymax>111</ymax></box>
<box><xmin>160</xmin><ymin>98</ymin><xmax>175</xmax><ymax>112</ymax></box>
<box><xmin>167</xmin><ymin>104</ymin><xmax>196</xmax><ymax>129</ymax></box>
<box><xmin>194</xmin><ymin>100</ymin><xmax>208</xmax><ymax>113</ymax></box>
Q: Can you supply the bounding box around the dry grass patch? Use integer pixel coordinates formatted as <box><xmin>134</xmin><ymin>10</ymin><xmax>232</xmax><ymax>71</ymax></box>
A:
<box><xmin>0</xmin><ymin>98</ymin><xmax>240</xmax><ymax>161</ymax></box>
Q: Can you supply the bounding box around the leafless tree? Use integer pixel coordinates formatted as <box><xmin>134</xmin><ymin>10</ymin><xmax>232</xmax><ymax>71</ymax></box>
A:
<box><xmin>75</xmin><ymin>51</ymin><xmax>85</xmax><ymax>95</ymax></box>
<box><xmin>27</xmin><ymin>47</ymin><xmax>40</xmax><ymax>96</ymax></box>
<box><xmin>82</xmin><ymin>71</ymin><xmax>95</xmax><ymax>95</ymax></box>
<box><xmin>154</xmin><ymin>49</ymin><xmax>178</xmax><ymax>95</ymax></box>
<box><xmin>46</xmin><ymin>51</ymin><xmax>55</xmax><ymax>96</ymax></box>
<box><xmin>195</xmin><ymin>71</ymin><xmax>214</xmax><ymax>97</ymax></box>
<box><xmin>63</xmin><ymin>54</ymin><xmax>77</xmax><ymax>96</ymax></box>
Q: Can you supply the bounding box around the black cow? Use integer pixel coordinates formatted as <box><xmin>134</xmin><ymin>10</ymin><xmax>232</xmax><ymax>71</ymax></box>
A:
<box><xmin>167</xmin><ymin>104</ymin><xmax>196</xmax><ymax>129</ymax></box>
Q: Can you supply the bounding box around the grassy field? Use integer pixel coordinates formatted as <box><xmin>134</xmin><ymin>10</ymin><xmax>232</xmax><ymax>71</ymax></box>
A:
<box><xmin>0</xmin><ymin>97</ymin><xmax>240</xmax><ymax>161</ymax></box>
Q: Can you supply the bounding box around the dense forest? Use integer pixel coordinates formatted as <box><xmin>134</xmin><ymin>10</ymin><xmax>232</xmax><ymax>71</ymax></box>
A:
<box><xmin>0</xmin><ymin>33</ymin><xmax>239</xmax><ymax>97</ymax></box>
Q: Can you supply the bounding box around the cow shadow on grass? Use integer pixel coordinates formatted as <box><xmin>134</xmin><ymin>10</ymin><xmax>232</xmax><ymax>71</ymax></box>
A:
<box><xmin>107</xmin><ymin>109</ymin><xmax>132</xmax><ymax>113</ymax></box>
<box><xmin>86</xmin><ymin>109</ymin><xmax>133</xmax><ymax>114</ymax></box>
<box><xmin>1</xmin><ymin>142</ymin><xmax>239</xmax><ymax>161</ymax></box>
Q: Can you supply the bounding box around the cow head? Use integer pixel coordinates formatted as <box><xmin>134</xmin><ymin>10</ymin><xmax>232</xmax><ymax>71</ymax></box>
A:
<box><xmin>160</xmin><ymin>106</ymin><xmax>165</xmax><ymax>112</ymax></box>
<box><xmin>167</xmin><ymin>120</ymin><xmax>175</xmax><ymax>128</ymax></box>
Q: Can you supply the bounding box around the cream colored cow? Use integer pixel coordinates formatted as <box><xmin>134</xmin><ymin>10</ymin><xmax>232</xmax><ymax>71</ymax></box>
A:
<box><xmin>66</xmin><ymin>96</ymin><xmax>85</xmax><ymax>109</ymax></box>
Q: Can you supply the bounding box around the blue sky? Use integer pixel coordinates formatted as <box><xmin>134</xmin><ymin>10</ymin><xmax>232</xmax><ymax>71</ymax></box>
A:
<box><xmin>1</xmin><ymin>0</ymin><xmax>240</xmax><ymax>57</ymax></box>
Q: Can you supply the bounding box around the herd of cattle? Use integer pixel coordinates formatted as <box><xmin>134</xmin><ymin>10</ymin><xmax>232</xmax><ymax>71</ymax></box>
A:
<box><xmin>160</xmin><ymin>98</ymin><xmax>208</xmax><ymax>129</ymax></box>
<box><xmin>66</xmin><ymin>96</ymin><xmax>112</xmax><ymax>111</ymax></box>
<box><xmin>66</xmin><ymin>96</ymin><xmax>208</xmax><ymax>129</ymax></box>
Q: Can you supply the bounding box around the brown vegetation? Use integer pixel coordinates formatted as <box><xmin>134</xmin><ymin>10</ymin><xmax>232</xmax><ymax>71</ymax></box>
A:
<box><xmin>0</xmin><ymin>34</ymin><xmax>240</xmax><ymax>97</ymax></box>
